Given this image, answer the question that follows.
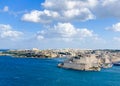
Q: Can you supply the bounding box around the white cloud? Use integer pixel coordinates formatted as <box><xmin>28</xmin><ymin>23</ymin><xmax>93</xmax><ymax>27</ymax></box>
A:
<box><xmin>22</xmin><ymin>8</ymin><xmax>94</xmax><ymax>23</ymax></box>
<box><xmin>21</xmin><ymin>10</ymin><xmax>59</xmax><ymax>23</ymax></box>
<box><xmin>36</xmin><ymin>22</ymin><xmax>97</xmax><ymax>41</ymax></box>
<box><xmin>94</xmin><ymin>0</ymin><xmax>120</xmax><ymax>18</ymax></box>
<box><xmin>106</xmin><ymin>23</ymin><xmax>120</xmax><ymax>32</ymax></box>
<box><xmin>21</xmin><ymin>0</ymin><xmax>120</xmax><ymax>23</ymax></box>
<box><xmin>41</xmin><ymin>0</ymin><xmax>120</xmax><ymax>21</ymax></box>
<box><xmin>21</xmin><ymin>10</ymin><xmax>41</xmax><ymax>23</ymax></box>
<box><xmin>0</xmin><ymin>24</ymin><xmax>23</xmax><ymax>40</ymax></box>
<box><xmin>63</xmin><ymin>8</ymin><xmax>94</xmax><ymax>21</ymax></box>
<box><xmin>3</xmin><ymin>6</ymin><xmax>9</xmax><ymax>12</ymax></box>
<box><xmin>0</xmin><ymin>6</ymin><xmax>9</xmax><ymax>12</ymax></box>
<box><xmin>0</xmin><ymin>24</ymin><xmax>11</xmax><ymax>31</ymax></box>
<box><xmin>42</xmin><ymin>0</ymin><xmax>98</xmax><ymax>10</ymax></box>
<box><xmin>22</xmin><ymin>0</ymin><xmax>96</xmax><ymax>23</ymax></box>
<box><xmin>4</xmin><ymin>0</ymin><xmax>120</xmax><ymax>23</ymax></box>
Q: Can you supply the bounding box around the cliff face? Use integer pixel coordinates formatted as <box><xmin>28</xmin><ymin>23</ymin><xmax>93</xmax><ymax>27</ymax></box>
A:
<box><xmin>58</xmin><ymin>54</ymin><xmax>113</xmax><ymax>71</ymax></box>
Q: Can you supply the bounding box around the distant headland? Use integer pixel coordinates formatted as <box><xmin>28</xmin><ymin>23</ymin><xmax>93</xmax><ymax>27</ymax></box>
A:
<box><xmin>1</xmin><ymin>48</ymin><xmax>120</xmax><ymax>71</ymax></box>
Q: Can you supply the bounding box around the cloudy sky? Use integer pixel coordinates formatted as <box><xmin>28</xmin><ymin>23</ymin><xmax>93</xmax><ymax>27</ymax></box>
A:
<box><xmin>0</xmin><ymin>0</ymin><xmax>120</xmax><ymax>49</ymax></box>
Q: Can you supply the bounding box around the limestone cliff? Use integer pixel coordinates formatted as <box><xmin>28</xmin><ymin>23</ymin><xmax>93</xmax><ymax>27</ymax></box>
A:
<box><xmin>58</xmin><ymin>54</ymin><xmax>113</xmax><ymax>71</ymax></box>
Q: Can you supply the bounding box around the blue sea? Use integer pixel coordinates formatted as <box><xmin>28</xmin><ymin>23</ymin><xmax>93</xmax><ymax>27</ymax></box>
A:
<box><xmin>0</xmin><ymin>56</ymin><xmax>120</xmax><ymax>86</ymax></box>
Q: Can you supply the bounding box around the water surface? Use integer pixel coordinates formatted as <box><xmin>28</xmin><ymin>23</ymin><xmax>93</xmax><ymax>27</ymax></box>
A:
<box><xmin>0</xmin><ymin>56</ymin><xmax>120</xmax><ymax>86</ymax></box>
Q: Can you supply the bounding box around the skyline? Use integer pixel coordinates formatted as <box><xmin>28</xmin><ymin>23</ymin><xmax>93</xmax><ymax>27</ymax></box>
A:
<box><xmin>0</xmin><ymin>0</ymin><xmax>120</xmax><ymax>49</ymax></box>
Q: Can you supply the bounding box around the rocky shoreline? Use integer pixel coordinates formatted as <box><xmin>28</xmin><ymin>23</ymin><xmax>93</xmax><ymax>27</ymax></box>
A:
<box><xmin>58</xmin><ymin>55</ymin><xmax>113</xmax><ymax>71</ymax></box>
<box><xmin>1</xmin><ymin>49</ymin><xmax>120</xmax><ymax>71</ymax></box>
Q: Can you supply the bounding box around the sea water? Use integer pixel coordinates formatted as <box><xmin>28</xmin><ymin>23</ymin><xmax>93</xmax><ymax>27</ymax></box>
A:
<box><xmin>0</xmin><ymin>56</ymin><xmax>120</xmax><ymax>86</ymax></box>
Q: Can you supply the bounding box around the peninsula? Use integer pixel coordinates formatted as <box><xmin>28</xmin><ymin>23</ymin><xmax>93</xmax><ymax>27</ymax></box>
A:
<box><xmin>1</xmin><ymin>48</ymin><xmax>120</xmax><ymax>71</ymax></box>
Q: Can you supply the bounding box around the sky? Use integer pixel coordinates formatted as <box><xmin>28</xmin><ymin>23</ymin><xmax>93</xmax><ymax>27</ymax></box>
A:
<box><xmin>0</xmin><ymin>0</ymin><xmax>120</xmax><ymax>49</ymax></box>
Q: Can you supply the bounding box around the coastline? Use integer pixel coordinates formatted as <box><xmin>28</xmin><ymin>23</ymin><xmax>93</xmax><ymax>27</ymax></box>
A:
<box><xmin>1</xmin><ymin>49</ymin><xmax>120</xmax><ymax>71</ymax></box>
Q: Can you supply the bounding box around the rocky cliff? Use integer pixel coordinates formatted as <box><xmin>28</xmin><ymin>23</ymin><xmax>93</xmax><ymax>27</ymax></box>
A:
<box><xmin>58</xmin><ymin>54</ymin><xmax>113</xmax><ymax>71</ymax></box>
